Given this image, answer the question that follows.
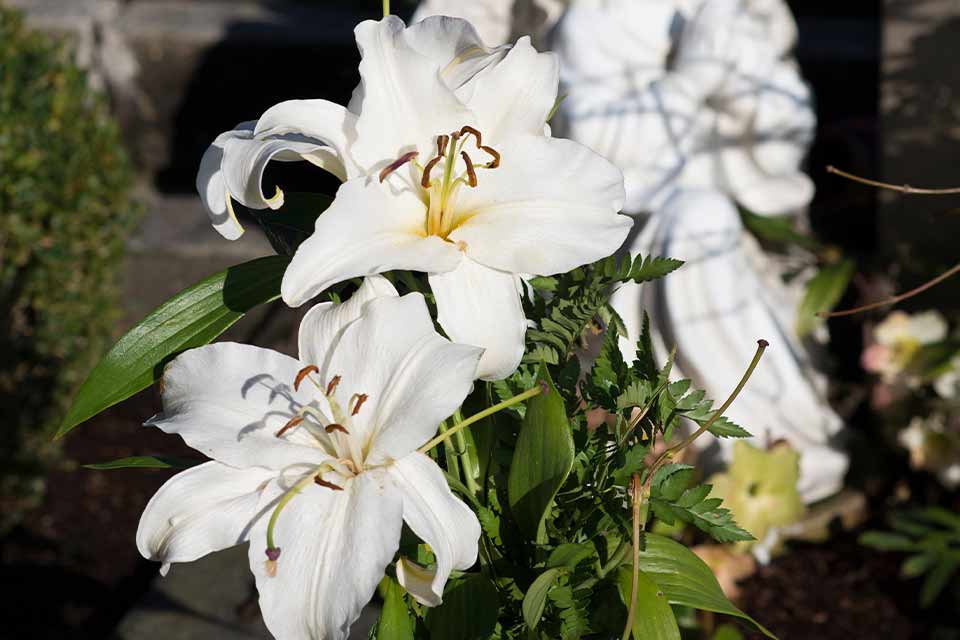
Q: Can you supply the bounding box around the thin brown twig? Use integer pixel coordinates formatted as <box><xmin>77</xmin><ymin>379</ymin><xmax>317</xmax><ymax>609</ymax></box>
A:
<box><xmin>818</xmin><ymin>261</ymin><xmax>960</xmax><ymax>318</ymax></box>
<box><xmin>826</xmin><ymin>166</ymin><xmax>960</xmax><ymax>195</ymax></box>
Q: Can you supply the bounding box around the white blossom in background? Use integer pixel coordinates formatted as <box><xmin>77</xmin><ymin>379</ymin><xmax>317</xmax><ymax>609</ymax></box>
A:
<box><xmin>899</xmin><ymin>415</ymin><xmax>960</xmax><ymax>489</ymax></box>
<box><xmin>197</xmin><ymin>16</ymin><xmax>631</xmax><ymax>382</ymax></box>
<box><xmin>862</xmin><ymin>310</ymin><xmax>948</xmax><ymax>384</ymax></box>
<box><xmin>413</xmin><ymin>0</ymin><xmax>566</xmax><ymax>48</ymax></box>
<box><xmin>137</xmin><ymin>278</ymin><xmax>484</xmax><ymax>640</ymax></box>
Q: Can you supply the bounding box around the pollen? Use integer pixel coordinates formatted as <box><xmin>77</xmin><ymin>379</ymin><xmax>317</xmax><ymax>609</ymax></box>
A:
<box><xmin>350</xmin><ymin>393</ymin><xmax>369</xmax><ymax>416</ymax></box>
<box><xmin>294</xmin><ymin>365</ymin><xmax>320</xmax><ymax>391</ymax></box>
<box><xmin>325</xmin><ymin>423</ymin><xmax>349</xmax><ymax>434</ymax></box>
<box><xmin>314</xmin><ymin>477</ymin><xmax>344</xmax><ymax>491</ymax></box>
<box><xmin>275</xmin><ymin>415</ymin><xmax>304</xmax><ymax>438</ymax></box>
<box><xmin>379</xmin><ymin>151</ymin><xmax>419</xmax><ymax>183</ymax></box>
<box><xmin>325</xmin><ymin>375</ymin><xmax>342</xmax><ymax>396</ymax></box>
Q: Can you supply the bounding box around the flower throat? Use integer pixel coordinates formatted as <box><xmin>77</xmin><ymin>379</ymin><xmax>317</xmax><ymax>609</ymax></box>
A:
<box><xmin>380</xmin><ymin>125</ymin><xmax>501</xmax><ymax>239</ymax></box>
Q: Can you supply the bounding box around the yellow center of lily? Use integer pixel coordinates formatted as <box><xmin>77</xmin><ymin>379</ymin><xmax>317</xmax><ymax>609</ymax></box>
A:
<box><xmin>380</xmin><ymin>125</ymin><xmax>501</xmax><ymax>240</ymax></box>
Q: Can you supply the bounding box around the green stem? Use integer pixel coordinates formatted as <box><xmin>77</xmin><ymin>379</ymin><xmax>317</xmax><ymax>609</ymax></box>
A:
<box><xmin>382</xmin><ymin>0</ymin><xmax>390</xmax><ymax>18</ymax></box>
<box><xmin>621</xmin><ymin>474</ymin><xmax>644</xmax><ymax>640</ymax></box>
<box><xmin>644</xmin><ymin>339</ymin><xmax>769</xmax><ymax>490</ymax></box>
<box><xmin>577</xmin><ymin>540</ymin><xmax>630</xmax><ymax>591</ymax></box>
<box><xmin>419</xmin><ymin>384</ymin><xmax>544</xmax><ymax>454</ymax></box>
<box><xmin>266</xmin><ymin>466</ymin><xmax>324</xmax><ymax>551</ymax></box>
<box><xmin>437</xmin><ymin>420</ymin><xmax>462</xmax><ymax>481</ymax></box>
<box><xmin>453</xmin><ymin>409</ymin><xmax>482</xmax><ymax>494</ymax></box>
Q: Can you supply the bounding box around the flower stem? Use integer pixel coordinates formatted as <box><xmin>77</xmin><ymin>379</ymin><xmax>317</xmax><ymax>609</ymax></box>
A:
<box><xmin>419</xmin><ymin>384</ymin><xmax>544</xmax><ymax>454</ymax></box>
<box><xmin>645</xmin><ymin>339</ymin><xmax>769</xmax><ymax>486</ymax></box>
<box><xmin>382</xmin><ymin>0</ymin><xmax>390</xmax><ymax>18</ymax></box>
<box><xmin>621</xmin><ymin>473</ymin><xmax>644</xmax><ymax>640</ymax></box>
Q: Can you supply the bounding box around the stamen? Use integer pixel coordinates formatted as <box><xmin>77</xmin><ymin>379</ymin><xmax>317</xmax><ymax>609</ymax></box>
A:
<box><xmin>437</xmin><ymin>134</ymin><xmax>450</xmax><ymax>158</ymax></box>
<box><xmin>461</xmin><ymin>151</ymin><xmax>478</xmax><ymax>187</ymax></box>
<box><xmin>325</xmin><ymin>423</ymin><xmax>349</xmax><ymax>435</ymax></box>
<box><xmin>481</xmin><ymin>145</ymin><xmax>500</xmax><ymax>168</ymax></box>
<box><xmin>379</xmin><ymin>151</ymin><xmax>419</xmax><ymax>183</ymax></box>
<box><xmin>264</xmin><ymin>547</ymin><xmax>281</xmax><ymax>578</ymax></box>
<box><xmin>275</xmin><ymin>415</ymin><xmax>304</xmax><ymax>438</ymax></box>
<box><xmin>314</xmin><ymin>477</ymin><xmax>345</xmax><ymax>491</ymax></box>
<box><xmin>459</xmin><ymin>125</ymin><xmax>483</xmax><ymax>147</ymax></box>
<box><xmin>326</xmin><ymin>375</ymin><xmax>342</xmax><ymax>396</ymax></box>
<box><xmin>422</xmin><ymin>156</ymin><xmax>443</xmax><ymax>188</ymax></box>
<box><xmin>350</xmin><ymin>393</ymin><xmax>369</xmax><ymax>416</ymax></box>
<box><xmin>294</xmin><ymin>365</ymin><xmax>319</xmax><ymax>392</ymax></box>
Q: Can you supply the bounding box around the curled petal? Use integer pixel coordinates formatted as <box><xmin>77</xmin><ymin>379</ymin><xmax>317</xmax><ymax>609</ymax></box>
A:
<box><xmin>136</xmin><ymin>462</ymin><xmax>275</xmax><ymax>575</ymax></box>
<box><xmin>390</xmin><ymin>452</ymin><xmax>481</xmax><ymax>606</ymax></box>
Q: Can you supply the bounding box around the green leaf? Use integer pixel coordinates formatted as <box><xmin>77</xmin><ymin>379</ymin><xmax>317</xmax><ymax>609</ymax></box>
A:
<box><xmin>508</xmin><ymin>363</ymin><xmax>574</xmax><ymax>541</ymax></box>
<box><xmin>425</xmin><ymin>574</ymin><xmax>499</xmax><ymax>640</ymax></box>
<box><xmin>921</xmin><ymin>558</ymin><xmax>959</xmax><ymax>607</ymax></box>
<box><xmin>377</xmin><ymin>577</ymin><xmax>415</xmax><ymax>640</ymax></box>
<box><xmin>616</xmin><ymin>567</ymin><xmax>681</xmax><ymax>640</ymax></box>
<box><xmin>859</xmin><ymin>531</ymin><xmax>918</xmax><ymax>552</ymax></box>
<box><xmin>628</xmin><ymin>255</ymin><xmax>685</xmax><ymax>284</ymax></box>
<box><xmin>83</xmin><ymin>456</ymin><xmax>201</xmax><ymax>470</ymax></box>
<box><xmin>712</xmin><ymin>624</ymin><xmax>746</xmax><ymax>640</ymax></box>
<box><xmin>796</xmin><ymin>258</ymin><xmax>854</xmax><ymax>338</ymax></box>
<box><xmin>636</xmin><ymin>534</ymin><xmax>776</xmax><ymax>638</ymax></box>
<box><xmin>740</xmin><ymin>209</ymin><xmax>820</xmax><ymax>253</ymax></box>
<box><xmin>523</xmin><ymin>567</ymin><xmax>563</xmax><ymax>630</ymax></box>
<box><xmin>58</xmin><ymin>256</ymin><xmax>289</xmax><ymax>437</ymax></box>
<box><xmin>547</xmin><ymin>543</ymin><xmax>597</xmax><ymax>570</ymax></box>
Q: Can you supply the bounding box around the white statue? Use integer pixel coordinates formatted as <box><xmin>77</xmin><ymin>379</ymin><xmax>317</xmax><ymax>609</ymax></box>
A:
<box><xmin>412</xmin><ymin>0</ymin><xmax>848</xmax><ymax>502</ymax></box>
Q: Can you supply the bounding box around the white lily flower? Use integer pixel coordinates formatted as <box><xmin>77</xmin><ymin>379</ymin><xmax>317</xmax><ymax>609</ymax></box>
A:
<box><xmin>136</xmin><ymin>277</ymin><xmax>483</xmax><ymax>640</ymax></box>
<box><xmin>198</xmin><ymin>16</ymin><xmax>631</xmax><ymax>381</ymax></box>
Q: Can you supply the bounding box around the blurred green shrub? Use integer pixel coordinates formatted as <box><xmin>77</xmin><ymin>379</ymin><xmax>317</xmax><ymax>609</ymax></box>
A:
<box><xmin>0</xmin><ymin>7</ymin><xmax>138</xmax><ymax>527</ymax></box>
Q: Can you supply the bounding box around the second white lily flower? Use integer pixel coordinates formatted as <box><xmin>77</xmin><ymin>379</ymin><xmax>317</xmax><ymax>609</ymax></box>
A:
<box><xmin>137</xmin><ymin>278</ymin><xmax>483</xmax><ymax>640</ymax></box>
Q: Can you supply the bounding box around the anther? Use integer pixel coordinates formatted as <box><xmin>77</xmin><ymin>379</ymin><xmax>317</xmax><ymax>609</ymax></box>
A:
<box><xmin>314</xmin><ymin>477</ymin><xmax>345</xmax><ymax>491</ymax></box>
<box><xmin>461</xmin><ymin>152</ymin><xmax>478</xmax><ymax>187</ymax></box>
<box><xmin>325</xmin><ymin>375</ymin><xmax>342</xmax><ymax>396</ymax></box>
<box><xmin>459</xmin><ymin>125</ymin><xmax>482</xmax><ymax>147</ymax></box>
<box><xmin>350</xmin><ymin>393</ymin><xmax>369</xmax><ymax>416</ymax></box>
<box><xmin>422</xmin><ymin>156</ymin><xmax>443</xmax><ymax>188</ymax></box>
<box><xmin>379</xmin><ymin>151</ymin><xmax>419</xmax><ymax>183</ymax></box>
<box><xmin>275</xmin><ymin>415</ymin><xmax>304</xmax><ymax>438</ymax></box>
<box><xmin>437</xmin><ymin>134</ymin><xmax>450</xmax><ymax>158</ymax></box>
<box><xmin>325</xmin><ymin>423</ymin><xmax>349</xmax><ymax>435</ymax></box>
<box><xmin>294</xmin><ymin>365</ymin><xmax>319</xmax><ymax>392</ymax></box>
<box><xmin>481</xmin><ymin>145</ymin><xmax>500</xmax><ymax>168</ymax></box>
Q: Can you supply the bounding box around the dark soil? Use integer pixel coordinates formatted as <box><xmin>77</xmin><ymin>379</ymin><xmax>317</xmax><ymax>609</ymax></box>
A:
<box><xmin>0</xmin><ymin>389</ymin><xmax>187</xmax><ymax>640</ymax></box>
<box><xmin>737</xmin><ymin>536</ymin><xmax>934</xmax><ymax>640</ymax></box>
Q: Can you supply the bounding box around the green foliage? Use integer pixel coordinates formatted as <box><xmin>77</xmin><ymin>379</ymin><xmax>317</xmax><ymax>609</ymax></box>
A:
<box><xmin>375</xmin><ymin>577</ymin><xmax>415</xmax><ymax>640</ymax></box>
<box><xmin>649</xmin><ymin>464</ymin><xmax>754</xmax><ymax>544</ymax></box>
<box><xmin>58</xmin><ymin>255</ymin><xmax>289</xmax><ymax>437</ymax></box>
<box><xmin>616</xmin><ymin>568</ymin><xmax>681</xmax><ymax>640</ymax></box>
<box><xmin>83</xmin><ymin>456</ymin><xmax>199</xmax><ymax>470</ymax></box>
<box><xmin>425</xmin><ymin>575</ymin><xmax>500</xmax><ymax>640</ymax></box>
<box><xmin>796</xmin><ymin>258</ymin><xmax>855</xmax><ymax>338</ymax></box>
<box><xmin>861</xmin><ymin>507</ymin><xmax>960</xmax><ymax>607</ymax></box>
<box><xmin>0</xmin><ymin>6</ymin><xmax>137</xmax><ymax>521</ymax></box>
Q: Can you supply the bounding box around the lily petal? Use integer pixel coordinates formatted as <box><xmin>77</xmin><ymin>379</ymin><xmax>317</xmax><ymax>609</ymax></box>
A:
<box><xmin>450</xmin><ymin>135</ymin><xmax>631</xmax><ymax>276</ymax></box>
<box><xmin>429</xmin><ymin>257</ymin><xmax>526</xmax><ymax>381</ymax></box>
<box><xmin>196</xmin><ymin>123</ymin><xmax>256</xmax><ymax>240</ymax></box>
<box><xmin>465</xmin><ymin>35</ymin><xmax>559</xmax><ymax>143</ymax></box>
<box><xmin>351</xmin><ymin>17</ymin><xmax>474</xmax><ymax>172</ymax></box>
<box><xmin>249</xmin><ymin>471</ymin><xmax>403</xmax><ymax>640</ymax></box>
<box><xmin>254</xmin><ymin>99</ymin><xmax>357</xmax><ymax>179</ymax></box>
<box><xmin>321</xmin><ymin>294</ymin><xmax>482</xmax><ymax>464</ymax></box>
<box><xmin>389</xmin><ymin>452</ymin><xmax>481</xmax><ymax>606</ymax></box>
<box><xmin>149</xmin><ymin>343</ymin><xmax>333</xmax><ymax>470</ymax></box>
<box><xmin>136</xmin><ymin>461</ymin><xmax>275</xmax><ymax>575</ymax></box>
<box><xmin>281</xmin><ymin>177</ymin><xmax>461</xmax><ymax>307</ymax></box>
<box><xmin>298</xmin><ymin>275</ymin><xmax>399</xmax><ymax>370</ymax></box>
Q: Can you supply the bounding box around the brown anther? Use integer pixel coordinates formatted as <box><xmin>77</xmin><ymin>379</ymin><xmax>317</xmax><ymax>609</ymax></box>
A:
<box><xmin>459</xmin><ymin>125</ymin><xmax>483</xmax><ymax>147</ymax></box>
<box><xmin>422</xmin><ymin>156</ymin><xmax>443</xmax><ymax>188</ymax></box>
<box><xmin>325</xmin><ymin>375</ymin><xmax>342</xmax><ymax>396</ymax></box>
<box><xmin>314</xmin><ymin>477</ymin><xmax>344</xmax><ymax>491</ymax></box>
<box><xmin>275</xmin><ymin>415</ymin><xmax>304</xmax><ymax>438</ymax></box>
<box><xmin>379</xmin><ymin>151</ymin><xmax>419</xmax><ymax>183</ymax></box>
<box><xmin>294</xmin><ymin>365</ymin><xmax>319</xmax><ymax>391</ymax></box>
<box><xmin>325</xmin><ymin>423</ymin><xmax>349</xmax><ymax>435</ymax></box>
<box><xmin>461</xmin><ymin>151</ymin><xmax>478</xmax><ymax>187</ymax></box>
<box><xmin>351</xmin><ymin>393</ymin><xmax>369</xmax><ymax>416</ymax></box>
<box><xmin>480</xmin><ymin>145</ymin><xmax>500</xmax><ymax>168</ymax></box>
<box><xmin>436</xmin><ymin>134</ymin><xmax>450</xmax><ymax>158</ymax></box>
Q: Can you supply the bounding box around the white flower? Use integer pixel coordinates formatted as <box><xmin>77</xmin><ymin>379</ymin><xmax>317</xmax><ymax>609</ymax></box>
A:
<box><xmin>934</xmin><ymin>358</ymin><xmax>960</xmax><ymax>399</ymax></box>
<box><xmin>198</xmin><ymin>16</ymin><xmax>631</xmax><ymax>381</ymax></box>
<box><xmin>862</xmin><ymin>310</ymin><xmax>948</xmax><ymax>382</ymax></box>
<box><xmin>136</xmin><ymin>277</ymin><xmax>483</xmax><ymax>640</ymax></box>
